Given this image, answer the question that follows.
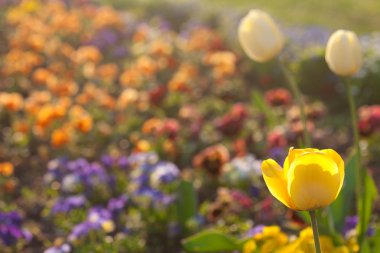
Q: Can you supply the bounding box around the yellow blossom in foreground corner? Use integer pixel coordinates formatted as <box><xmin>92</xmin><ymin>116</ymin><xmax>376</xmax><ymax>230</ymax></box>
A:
<box><xmin>243</xmin><ymin>240</ymin><xmax>257</xmax><ymax>253</ymax></box>
<box><xmin>277</xmin><ymin>227</ymin><xmax>351</xmax><ymax>253</ymax></box>
<box><xmin>261</xmin><ymin>148</ymin><xmax>344</xmax><ymax>211</ymax></box>
<box><xmin>253</xmin><ymin>226</ymin><xmax>288</xmax><ymax>253</ymax></box>
<box><xmin>325</xmin><ymin>30</ymin><xmax>362</xmax><ymax>76</ymax></box>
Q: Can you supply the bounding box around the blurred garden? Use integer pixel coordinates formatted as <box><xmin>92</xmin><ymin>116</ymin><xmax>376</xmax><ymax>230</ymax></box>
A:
<box><xmin>0</xmin><ymin>0</ymin><xmax>380</xmax><ymax>252</ymax></box>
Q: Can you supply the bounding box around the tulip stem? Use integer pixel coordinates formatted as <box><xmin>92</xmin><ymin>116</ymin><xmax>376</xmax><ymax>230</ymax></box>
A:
<box><xmin>279</xmin><ymin>62</ymin><xmax>311</xmax><ymax>147</ymax></box>
<box><xmin>310</xmin><ymin>210</ymin><xmax>322</xmax><ymax>253</ymax></box>
<box><xmin>345</xmin><ymin>78</ymin><xmax>366</xmax><ymax>245</ymax></box>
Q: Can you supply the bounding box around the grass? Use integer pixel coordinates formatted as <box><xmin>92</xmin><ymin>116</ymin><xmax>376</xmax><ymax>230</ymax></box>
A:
<box><xmin>203</xmin><ymin>0</ymin><xmax>380</xmax><ymax>34</ymax></box>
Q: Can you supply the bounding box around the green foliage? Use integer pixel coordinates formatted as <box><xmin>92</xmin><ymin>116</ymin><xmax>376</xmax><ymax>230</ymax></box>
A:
<box><xmin>176</xmin><ymin>180</ymin><xmax>198</xmax><ymax>233</ymax></box>
<box><xmin>358</xmin><ymin>171</ymin><xmax>378</xmax><ymax>245</ymax></box>
<box><xmin>331</xmin><ymin>153</ymin><xmax>357</xmax><ymax>232</ymax></box>
<box><xmin>182</xmin><ymin>229</ymin><xmax>246</xmax><ymax>252</ymax></box>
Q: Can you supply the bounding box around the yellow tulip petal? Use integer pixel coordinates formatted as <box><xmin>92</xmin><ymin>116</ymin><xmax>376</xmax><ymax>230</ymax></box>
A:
<box><xmin>283</xmin><ymin>147</ymin><xmax>319</xmax><ymax>180</ymax></box>
<box><xmin>262</xmin><ymin>159</ymin><xmax>296</xmax><ymax>209</ymax></box>
<box><xmin>320</xmin><ymin>149</ymin><xmax>345</xmax><ymax>196</ymax></box>
<box><xmin>287</xmin><ymin>153</ymin><xmax>341</xmax><ymax>210</ymax></box>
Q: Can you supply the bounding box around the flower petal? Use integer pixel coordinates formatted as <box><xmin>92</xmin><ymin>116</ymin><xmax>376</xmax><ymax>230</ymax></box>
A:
<box><xmin>320</xmin><ymin>149</ymin><xmax>345</xmax><ymax>197</ymax></box>
<box><xmin>287</xmin><ymin>153</ymin><xmax>341</xmax><ymax>210</ymax></box>
<box><xmin>262</xmin><ymin>159</ymin><xmax>295</xmax><ymax>209</ymax></box>
<box><xmin>283</xmin><ymin>147</ymin><xmax>319</xmax><ymax>180</ymax></box>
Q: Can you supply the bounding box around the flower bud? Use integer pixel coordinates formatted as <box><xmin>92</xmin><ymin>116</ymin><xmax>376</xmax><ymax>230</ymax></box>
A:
<box><xmin>238</xmin><ymin>9</ymin><xmax>284</xmax><ymax>63</ymax></box>
<box><xmin>325</xmin><ymin>30</ymin><xmax>362</xmax><ymax>76</ymax></box>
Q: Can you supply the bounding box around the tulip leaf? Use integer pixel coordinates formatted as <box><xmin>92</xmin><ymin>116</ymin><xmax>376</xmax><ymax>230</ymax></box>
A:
<box><xmin>358</xmin><ymin>171</ymin><xmax>378</xmax><ymax>242</ymax></box>
<box><xmin>177</xmin><ymin>180</ymin><xmax>197</xmax><ymax>231</ymax></box>
<box><xmin>371</xmin><ymin>228</ymin><xmax>380</xmax><ymax>252</ymax></box>
<box><xmin>251</xmin><ymin>90</ymin><xmax>276</xmax><ymax>128</ymax></box>
<box><xmin>182</xmin><ymin>229</ymin><xmax>243</xmax><ymax>252</ymax></box>
<box><xmin>330</xmin><ymin>152</ymin><xmax>357</xmax><ymax>232</ymax></box>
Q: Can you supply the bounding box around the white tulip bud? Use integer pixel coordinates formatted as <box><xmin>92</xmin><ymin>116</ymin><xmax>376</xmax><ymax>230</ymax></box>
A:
<box><xmin>238</xmin><ymin>9</ymin><xmax>284</xmax><ymax>63</ymax></box>
<box><xmin>325</xmin><ymin>30</ymin><xmax>362</xmax><ymax>76</ymax></box>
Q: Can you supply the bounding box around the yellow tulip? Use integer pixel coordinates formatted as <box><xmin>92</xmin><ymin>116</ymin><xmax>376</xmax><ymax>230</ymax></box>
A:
<box><xmin>325</xmin><ymin>30</ymin><xmax>362</xmax><ymax>76</ymax></box>
<box><xmin>261</xmin><ymin>148</ymin><xmax>344</xmax><ymax>211</ymax></box>
<box><xmin>238</xmin><ymin>9</ymin><xmax>284</xmax><ymax>63</ymax></box>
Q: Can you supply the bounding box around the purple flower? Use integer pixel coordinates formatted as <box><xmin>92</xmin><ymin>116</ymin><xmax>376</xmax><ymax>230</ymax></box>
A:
<box><xmin>101</xmin><ymin>155</ymin><xmax>114</xmax><ymax>167</ymax></box>
<box><xmin>245</xmin><ymin>225</ymin><xmax>265</xmax><ymax>238</ymax></box>
<box><xmin>44</xmin><ymin>243</ymin><xmax>71</xmax><ymax>253</ymax></box>
<box><xmin>343</xmin><ymin>215</ymin><xmax>358</xmax><ymax>236</ymax></box>
<box><xmin>0</xmin><ymin>211</ymin><xmax>32</xmax><ymax>246</ymax></box>
<box><xmin>117</xmin><ymin>156</ymin><xmax>129</xmax><ymax>168</ymax></box>
<box><xmin>68</xmin><ymin>207</ymin><xmax>113</xmax><ymax>241</ymax></box>
<box><xmin>107</xmin><ymin>195</ymin><xmax>129</xmax><ymax>214</ymax></box>
<box><xmin>150</xmin><ymin>162</ymin><xmax>180</xmax><ymax>189</ymax></box>
<box><xmin>52</xmin><ymin>195</ymin><xmax>87</xmax><ymax>214</ymax></box>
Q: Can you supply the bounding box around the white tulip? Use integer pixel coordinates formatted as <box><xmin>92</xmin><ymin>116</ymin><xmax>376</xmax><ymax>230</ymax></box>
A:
<box><xmin>325</xmin><ymin>30</ymin><xmax>362</xmax><ymax>76</ymax></box>
<box><xmin>238</xmin><ymin>9</ymin><xmax>284</xmax><ymax>63</ymax></box>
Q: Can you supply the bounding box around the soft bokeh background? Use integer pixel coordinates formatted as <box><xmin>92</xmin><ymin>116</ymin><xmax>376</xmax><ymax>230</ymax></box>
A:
<box><xmin>0</xmin><ymin>0</ymin><xmax>380</xmax><ymax>252</ymax></box>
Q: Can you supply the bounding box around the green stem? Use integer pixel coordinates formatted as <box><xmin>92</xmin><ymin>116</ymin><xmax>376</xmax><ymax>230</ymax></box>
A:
<box><xmin>344</xmin><ymin>79</ymin><xmax>366</xmax><ymax>245</ymax></box>
<box><xmin>279</xmin><ymin>62</ymin><xmax>311</xmax><ymax>147</ymax></box>
<box><xmin>310</xmin><ymin>210</ymin><xmax>322</xmax><ymax>253</ymax></box>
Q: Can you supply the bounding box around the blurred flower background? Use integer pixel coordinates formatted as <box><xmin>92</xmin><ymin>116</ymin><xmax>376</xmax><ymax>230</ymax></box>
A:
<box><xmin>0</xmin><ymin>0</ymin><xmax>380</xmax><ymax>252</ymax></box>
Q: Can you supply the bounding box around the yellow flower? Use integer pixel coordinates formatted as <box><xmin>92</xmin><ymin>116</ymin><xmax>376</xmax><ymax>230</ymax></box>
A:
<box><xmin>277</xmin><ymin>227</ymin><xmax>349</xmax><ymax>253</ymax></box>
<box><xmin>238</xmin><ymin>9</ymin><xmax>284</xmax><ymax>63</ymax></box>
<box><xmin>253</xmin><ymin>226</ymin><xmax>288</xmax><ymax>253</ymax></box>
<box><xmin>101</xmin><ymin>220</ymin><xmax>115</xmax><ymax>233</ymax></box>
<box><xmin>243</xmin><ymin>240</ymin><xmax>257</xmax><ymax>253</ymax></box>
<box><xmin>261</xmin><ymin>148</ymin><xmax>344</xmax><ymax>211</ymax></box>
<box><xmin>325</xmin><ymin>30</ymin><xmax>362</xmax><ymax>76</ymax></box>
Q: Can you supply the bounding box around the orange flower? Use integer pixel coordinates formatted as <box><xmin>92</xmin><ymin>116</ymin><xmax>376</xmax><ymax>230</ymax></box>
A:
<box><xmin>96</xmin><ymin>91</ymin><xmax>116</xmax><ymax>110</ymax></box>
<box><xmin>193</xmin><ymin>144</ymin><xmax>230</xmax><ymax>177</ymax></box>
<box><xmin>36</xmin><ymin>104</ymin><xmax>56</xmax><ymax>128</ymax></box>
<box><xmin>4</xmin><ymin>179</ymin><xmax>17</xmax><ymax>193</ymax></box>
<box><xmin>93</xmin><ymin>6</ymin><xmax>122</xmax><ymax>29</ymax></box>
<box><xmin>51</xmin><ymin>127</ymin><xmax>71</xmax><ymax>148</ymax></box>
<box><xmin>27</xmin><ymin>34</ymin><xmax>45</xmax><ymax>51</ymax></box>
<box><xmin>48</xmin><ymin>79</ymin><xmax>78</xmax><ymax>97</ymax></box>
<box><xmin>168</xmin><ymin>63</ymin><xmax>198</xmax><ymax>92</ymax></box>
<box><xmin>119</xmin><ymin>68</ymin><xmax>142</xmax><ymax>87</ymax></box>
<box><xmin>0</xmin><ymin>92</ymin><xmax>24</xmax><ymax>111</ymax></box>
<box><xmin>72</xmin><ymin>46</ymin><xmax>102</xmax><ymax>64</ymax></box>
<box><xmin>183</xmin><ymin>27</ymin><xmax>223</xmax><ymax>51</ymax></box>
<box><xmin>135</xmin><ymin>140</ymin><xmax>151</xmax><ymax>152</ymax></box>
<box><xmin>142</xmin><ymin>118</ymin><xmax>163</xmax><ymax>134</ymax></box>
<box><xmin>3</xmin><ymin>49</ymin><xmax>43</xmax><ymax>75</ymax></box>
<box><xmin>70</xmin><ymin>106</ymin><xmax>93</xmax><ymax>133</ymax></box>
<box><xmin>117</xmin><ymin>88</ymin><xmax>139</xmax><ymax>109</ymax></box>
<box><xmin>74</xmin><ymin>116</ymin><xmax>93</xmax><ymax>133</ymax></box>
<box><xmin>96</xmin><ymin>63</ymin><xmax>119</xmax><ymax>82</ymax></box>
<box><xmin>133</xmin><ymin>25</ymin><xmax>149</xmax><ymax>43</ymax></box>
<box><xmin>149</xmin><ymin>40</ymin><xmax>173</xmax><ymax>56</ymax></box>
<box><xmin>13</xmin><ymin>120</ymin><xmax>29</xmax><ymax>134</ymax></box>
<box><xmin>0</xmin><ymin>162</ymin><xmax>14</xmax><ymax>177</ymax></box>
<box><xmin>136</xmin><ymin>56</ymin><xmax>157</xmax><ymax>77</ymax></box>
<box><xmin>32</xmin><ymin>68</ymin><xmax>53</xmax><ymax>85</ymax></box>
<box><xmin>203</xmin><ymin>51</ymin><xmax>237</xmax><ymax>80</ymax></box>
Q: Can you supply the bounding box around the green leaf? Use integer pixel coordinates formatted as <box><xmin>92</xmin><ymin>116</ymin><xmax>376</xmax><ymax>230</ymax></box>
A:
<box><xmin>251</xmin><ymin>90</ymin><xmax>276</xmax><ymax>128</ymax></box>
<box><xmin>358</xmin><ymin>171</ymin><xmax>378</xmax><ymax>241</ymax></box>
<box><xmin>177</xmin><ymin>180</ymin><xmax>197</xmax><ymax>230</ymax></box>
<box><xmin>182</xmin><ymin>229</ymin><xmax>243</xmax><ymax>253</ymax></box>
<box><xmin>360</xmin><ymin>238</ymin><xmax>371</xmax><ymax>253</ymax></box>
<box><xmin>296</xmin><ymin>211</ymin><xmax>310</xmax><ymax>223</ymax></box>
<box><xmin>371</xmin><ymin>228</ymin><xmax>380</xmax><ymax>252</ymax></box>
<box><xmin>330</xmin><ymin>152</ymin><xmax>357</xmax><ymax>232</ymax></box>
